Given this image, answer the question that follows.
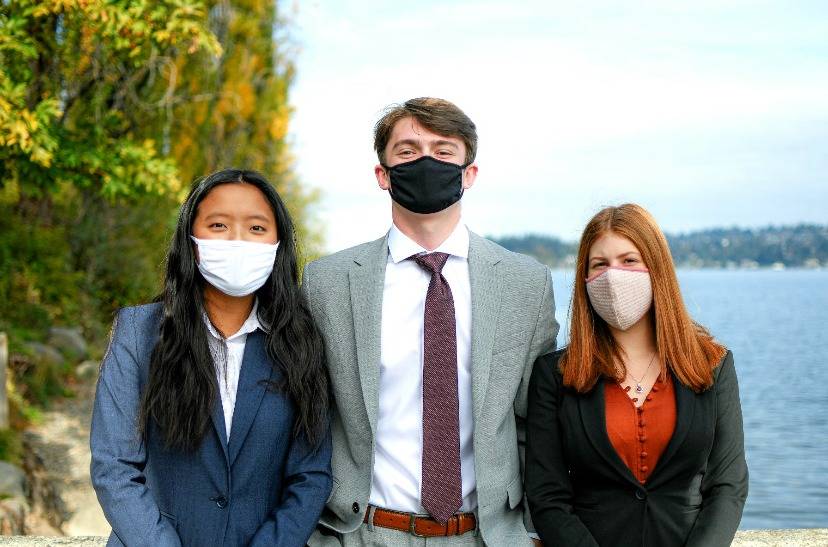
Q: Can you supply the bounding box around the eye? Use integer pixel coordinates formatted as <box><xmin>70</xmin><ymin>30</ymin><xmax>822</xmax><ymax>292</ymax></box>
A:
<box><xmin>435</xmin><ymin>149</ymin><xmax>454</xmax><ymax>157</ymax></box>
<box><xmin>624</xmin><ymin>257</ymin><xmax>639</xmax><ymax>264</ymax></box>
<box><xmin>398</xmin><ymin>149</ymin><xmax>415</xmax><ymax>157</ymax></box>
<box><xmin>251</xmin><ymin>225</ymin><xmax>266</xmax><ymax>233</ymax></box>
<box><xmin>209</xmin><ymin>222</ymin><xmax>227</xmax><ymax>230</ymax></box>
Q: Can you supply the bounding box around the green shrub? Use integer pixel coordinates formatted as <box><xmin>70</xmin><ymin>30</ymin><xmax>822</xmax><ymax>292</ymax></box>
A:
<box><xmin>0</xmin><ymin>428</ymin><xmax>22</xmax><ymax>465</ymax></box>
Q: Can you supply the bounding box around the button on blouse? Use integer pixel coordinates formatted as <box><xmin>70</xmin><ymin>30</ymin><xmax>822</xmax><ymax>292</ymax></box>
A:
<box><xmin>604</xmin><ymin>372</ymin><xmax>676</xmax><ymax>483</ymax></box>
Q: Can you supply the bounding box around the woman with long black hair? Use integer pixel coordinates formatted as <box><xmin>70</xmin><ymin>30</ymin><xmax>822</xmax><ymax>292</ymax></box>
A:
<box><xmin>91</xmin><ymin>168</ymin><xmax>331</xmax><ymax>547</ymax></box>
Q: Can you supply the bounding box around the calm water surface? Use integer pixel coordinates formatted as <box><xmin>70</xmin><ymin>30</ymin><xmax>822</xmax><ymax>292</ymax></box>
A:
<box><xmin>549</xmin><ymin>269</ymin><xmax>828</xmax><ymax>530</ymax></box>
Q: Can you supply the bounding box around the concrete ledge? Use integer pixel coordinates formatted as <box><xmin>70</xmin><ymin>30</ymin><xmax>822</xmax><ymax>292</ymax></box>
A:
<box><xmin>732</xmin><ymin>528</ymin><xmax>828</xmax><ymax>546</ymax></box>
<box><xmin>0</xmin><ymin>539</ymin><xmax>105</xmax><ymax>546</ymax></box>
<box><xmin>0</xmin><ymin>529</ymin><xmax>826</xmax><ymax>546</ymax></box>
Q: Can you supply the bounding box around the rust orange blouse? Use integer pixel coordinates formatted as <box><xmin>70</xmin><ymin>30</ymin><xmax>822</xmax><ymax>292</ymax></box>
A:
<box><xmin>604</xmin><ymin>372</ymin><xmax>676</xmax><ymax>483</ymax></box>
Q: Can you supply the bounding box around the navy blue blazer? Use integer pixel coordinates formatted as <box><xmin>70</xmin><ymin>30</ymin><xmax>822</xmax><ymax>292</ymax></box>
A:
<box><xmin>91</xmin><ymin>303</ymin><xmax>332</xmax><ymax>547</ymax></box>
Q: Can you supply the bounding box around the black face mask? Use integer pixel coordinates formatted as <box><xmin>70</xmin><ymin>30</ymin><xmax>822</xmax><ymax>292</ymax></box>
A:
<box><xmin>382</xmin><ymin>156</ymin><xmax>468</xmax><ymax>214</ymax></box>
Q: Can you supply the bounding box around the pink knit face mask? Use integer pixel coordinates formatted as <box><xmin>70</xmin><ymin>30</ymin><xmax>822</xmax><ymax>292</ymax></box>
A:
<box><xmin>586</xmin><ymin>267</ymin><xmax>653</xmax><ymax>331</ymax></box>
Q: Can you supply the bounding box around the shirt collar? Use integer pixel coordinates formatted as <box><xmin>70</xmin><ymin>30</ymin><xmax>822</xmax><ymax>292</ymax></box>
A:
<box><xmin>387</xmin><ymin>221</ymin><xmax>469</xmax><ymax>264</ymax></box>
<box><xmin>203</xmin><ymin>299</ymin><xmax>263</xmax><ymax>341</ymax></box>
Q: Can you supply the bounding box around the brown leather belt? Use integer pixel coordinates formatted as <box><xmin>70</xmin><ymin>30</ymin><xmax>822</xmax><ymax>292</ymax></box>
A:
<box><xmin>364</xmin><ymin>505</ymin><xmax>477</xmax><ymax>537</ymax></box>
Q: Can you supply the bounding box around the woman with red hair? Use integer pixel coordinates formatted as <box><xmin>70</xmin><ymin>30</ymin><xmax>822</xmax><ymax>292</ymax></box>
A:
<box><xmin>525</xmin><ymin>204</ymin><xmax>747</xmax><ymax>546</ymax></box>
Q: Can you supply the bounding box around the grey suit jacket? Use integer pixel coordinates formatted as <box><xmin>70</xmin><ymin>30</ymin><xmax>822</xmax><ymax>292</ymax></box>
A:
<box><xmin>302</xmin><ymin>230</ymin><xmax>558</xmax><ymax>545</ymax></box>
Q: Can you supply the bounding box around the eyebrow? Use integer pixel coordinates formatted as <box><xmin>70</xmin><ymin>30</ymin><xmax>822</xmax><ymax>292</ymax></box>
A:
<box><xmin>392</xmin><ymin>139</ymin><xmax>423</xmax><ymax>150</ymax></box>
<box><xmin>202</xmin><ymin>212</ymin><xmax>229</xmax><ymax>221</ymax></box>
<box><xmin>432</xmin><ymin>139</ymin><xmax>459</xmax><ymax>149</ymax></box>
<box><xmin>245</xmin><ymin>214</ymin><xmax>272</xmax><ymax>223</ymax></box>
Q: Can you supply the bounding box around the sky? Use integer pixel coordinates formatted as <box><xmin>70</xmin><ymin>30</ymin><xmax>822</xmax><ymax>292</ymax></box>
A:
<box><xmin>287</xmin><ymin>0</ymin><xmax>828</xmax><ymax>252</ymax></box>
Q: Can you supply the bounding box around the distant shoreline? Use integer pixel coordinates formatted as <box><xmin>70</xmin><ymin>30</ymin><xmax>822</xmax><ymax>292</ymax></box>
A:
<box><xmin>546</xmin><ymin>265</ymin><xmax>828</xmax><ymax>272</ymax></box>
<box><xmin>492</xmin><ymin>224</ymin><xmax>828</xmax><ymax>271</ymax></box>
<box><xmin>675</xmin><ymin>265</ymin><xmax>827</xmax><ymax>271</ymax></box>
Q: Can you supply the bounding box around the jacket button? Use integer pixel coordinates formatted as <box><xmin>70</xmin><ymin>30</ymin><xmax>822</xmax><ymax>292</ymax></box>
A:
<box><xmin>352</xmin><ymin>502</ymin><xmax>360</xmax><ymax>514</ymax></box>
<box><xmin>212</xmin><ymin>495</ymin><xmax>228</xmax><ymax>509</ymax></box>
<box><xmin>635</xmin><ymin>489</ymin><xmax>647</xmax><ymax>501</ymax></box>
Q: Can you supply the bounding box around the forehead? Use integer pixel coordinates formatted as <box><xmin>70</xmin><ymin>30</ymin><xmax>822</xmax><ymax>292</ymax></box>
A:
<box><xmin>387</xmin><ymin>116</ymin><xmax>465</xmax><ymax>149</ymax></box>
<box><xmin>197</xmin><ymin>183</ymin><xmax>274</xmax><ymax>217</ymax></box>
<box><xmin>588</xmin><ymin>231</ymin><xmax>641</xmax><ymax>258</ymax></box>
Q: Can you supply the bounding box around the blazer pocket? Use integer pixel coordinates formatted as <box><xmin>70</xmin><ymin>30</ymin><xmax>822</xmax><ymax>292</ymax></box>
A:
<box><xmin>159</xmin><ymin>510</ymin><xmax>178</xmax><ymax>532</ymax></box>
<box><xmin>506</xmin><ymin>476</ymin><xmax>524</xmax><ymax>510</ymax></box>
<box><xmin>159</xmin><ymin>510</ymin><xmax>177</xmax><ymax>522</ymax></box>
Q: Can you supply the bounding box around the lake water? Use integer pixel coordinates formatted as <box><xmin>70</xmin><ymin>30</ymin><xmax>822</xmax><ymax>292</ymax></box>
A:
<box><xmin>549</xmin><ymin>269</ymin><xmax>828</xmax><ymax>530</ymax></box>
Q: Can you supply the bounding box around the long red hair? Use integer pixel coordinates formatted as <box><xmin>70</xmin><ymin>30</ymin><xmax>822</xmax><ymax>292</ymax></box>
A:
<box><xmin>560</xmin><ymin>204</ymin><xmax>725</xmax><ymax>393</ymax></box>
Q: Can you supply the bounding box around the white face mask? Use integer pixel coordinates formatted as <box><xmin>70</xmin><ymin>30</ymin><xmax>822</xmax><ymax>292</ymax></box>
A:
<box><xmin>190</xmin><ymin>236</ymin><xmax>279</xmax><ymax>297</ymax></box>
<box><xmin>586</xmin><ymin>267</ymin><xmax>653</xmax><ymax>331</ymax></box>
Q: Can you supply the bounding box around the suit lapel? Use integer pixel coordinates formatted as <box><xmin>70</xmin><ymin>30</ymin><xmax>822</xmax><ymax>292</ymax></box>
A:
<box><xmin>649</xmin><ymin>374</ymin><xmax>695</xmax><ymax>484</ymax></box>
<box><xmin>227</xmin><ymin>330</ymin><xmax>273</xmax><ymax>465</ymax></box>
<box><xmin>349</xmin><ymin>235</ymin><xmax>388</xmax><ymax>435</ymax></box>
<box><xmin>578</xmin><ymin>381</ymin><xmax>640</xmax><ymax>486</ymax></box>
<box><xmin>210</xmin><ymin>395</ymin><xmax>230</xmax><ymax>464</ymax></box>
<box><xmin>468</xmin><ymin>232</ymin><xmax>503</xmax><ymax>421</ymax></box>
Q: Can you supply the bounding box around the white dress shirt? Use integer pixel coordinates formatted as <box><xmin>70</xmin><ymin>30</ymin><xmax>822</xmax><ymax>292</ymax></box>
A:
<box><xmin>369</xmin><ymin>221</ymin><xmax>477</xmax><ymax>514</ymax></box>
<box><xmin>204</xmin><ymin>301</ymin><xmax>262</xmax><ymax>440</ymax></box>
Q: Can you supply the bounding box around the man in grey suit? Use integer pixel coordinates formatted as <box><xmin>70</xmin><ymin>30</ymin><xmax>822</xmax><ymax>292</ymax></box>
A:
<box><xmin>304</xmin><ymin>97</ymin><xmax>558</xmax><ymax>545</ymax></box>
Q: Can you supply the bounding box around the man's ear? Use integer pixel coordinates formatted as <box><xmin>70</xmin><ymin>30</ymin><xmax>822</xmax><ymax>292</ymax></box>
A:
<box><xmin>462</xmin><ymin>163</ymin><xmax>478</xmax><ymax>190</ymax></box>
<box><xmin>375</xmin><ymin>164</ymin><xmax>391</xmax><ymax>190</ymax></box>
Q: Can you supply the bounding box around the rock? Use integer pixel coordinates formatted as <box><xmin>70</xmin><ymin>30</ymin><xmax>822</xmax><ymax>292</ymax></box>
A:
<box><xmin>48</xmin><ymin>327</ymin><xmax>89</xmax><ymax>361</ymax></box>
<box><xmin>75</xmin><ymin>360</ymin><xmax>99</xmax><ymax>380</ymax></box>
<box><xmin>22</xmin><ymin>343</ymin><xmax>64</xmax><ymax>367</ymax></box>
<box><xmin>0</xmin><ymin>496</ymin><xmax>28</xmax><ymax>535</ymax></box>
<box><xmin>21</xmin><ymin>434</ymin><xmax>69</xmax><ymax>531</ymax></box>
<box><xmin>0</xmin><ymin>461</ymin><xmax>27</xmax><ymax>499</ymax></box>
<box><xmin>0</xmin><ymin>463</ymin><xmax>28</xmax><ymax>536</ymax></box>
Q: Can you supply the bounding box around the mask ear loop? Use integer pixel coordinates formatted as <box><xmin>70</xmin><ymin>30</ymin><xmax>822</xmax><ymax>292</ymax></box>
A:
<box><xmin>458</xmin><ymin>161</ymin><xmax>472</xmax><ymax>196</ymax></box>
<box><xmin>379</xmin><ymin>164</ymin><xmax>396</xmax><ymax>200</ymax></box>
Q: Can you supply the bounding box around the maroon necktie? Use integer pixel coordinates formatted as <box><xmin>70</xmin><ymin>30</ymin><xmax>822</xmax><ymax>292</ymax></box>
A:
<box><xmin>411</xmin><ymin>252</ymin><xmax>462</xmax><ymax>524</ymax></box>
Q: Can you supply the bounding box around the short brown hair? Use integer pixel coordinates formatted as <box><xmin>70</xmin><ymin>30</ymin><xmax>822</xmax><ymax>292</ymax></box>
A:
<box><xmin>373</xmin><ymin>97</ymin><xmax>478</xmax><ymax>165</ymax></box>
<box><xmin>560</xmin><ymin>203</ymin><xmax>726</xmax><ymax>393</ymax></box>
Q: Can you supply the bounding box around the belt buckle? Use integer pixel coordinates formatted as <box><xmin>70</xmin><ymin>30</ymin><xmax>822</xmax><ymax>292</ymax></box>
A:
<box><xmin>409</xmin><ymin>513</ymin><xmax>427</xmax><ymax>538</ymax></box>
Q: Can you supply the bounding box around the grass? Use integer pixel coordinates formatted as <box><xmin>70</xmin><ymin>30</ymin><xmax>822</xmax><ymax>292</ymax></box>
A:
<box><xmin>0</xmin><ymin>427</ymin><xmax>22</xmax><ymax>465</ymax></box>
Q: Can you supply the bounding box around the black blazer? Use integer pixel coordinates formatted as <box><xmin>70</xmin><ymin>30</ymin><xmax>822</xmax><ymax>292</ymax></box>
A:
<box><xmin>525</xmin><ymin>349</ymin><xmax>748</xmax><ymax>547</ymax></box>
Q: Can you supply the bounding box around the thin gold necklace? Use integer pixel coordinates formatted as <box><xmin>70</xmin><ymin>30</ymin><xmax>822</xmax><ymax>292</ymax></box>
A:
<box><xmin>627</xmin><ymin>352</ymin><xmax>657</xmax><ymax>393</ymax></box>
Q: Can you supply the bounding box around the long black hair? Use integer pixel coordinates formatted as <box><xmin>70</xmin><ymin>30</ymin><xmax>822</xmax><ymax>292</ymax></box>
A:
<box><xmin>139</xmin><ymin>168</ymin><xmax>328</xmax><ymax>451</ymax></box>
